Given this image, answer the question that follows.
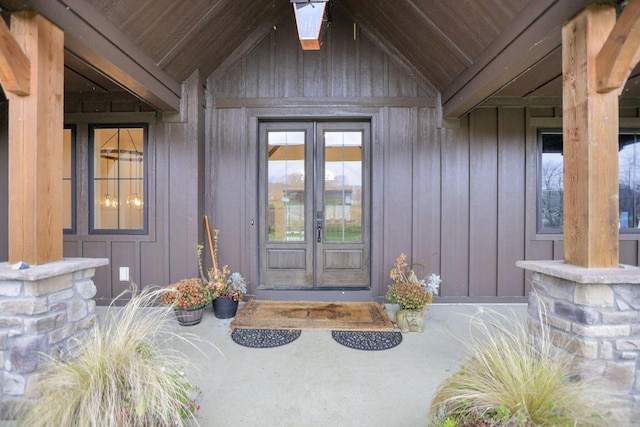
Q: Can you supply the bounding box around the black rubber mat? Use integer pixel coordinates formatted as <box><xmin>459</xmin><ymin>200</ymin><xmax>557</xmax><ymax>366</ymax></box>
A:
<box><xmin>231</xmin><ymin>328</ymin><xmax>302</xmax><ymax>348</ymax></box>
<box><xmin>331</xmin><ymin>330</ymin><xmax>403</xmax><ymax>351</ymax></box>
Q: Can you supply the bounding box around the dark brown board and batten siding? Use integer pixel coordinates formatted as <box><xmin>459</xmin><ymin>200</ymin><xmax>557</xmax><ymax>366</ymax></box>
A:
<box><xmin>441</xmin><ymin>118</ymin><xmax>471</xmax><ymax>298</ymax></box>
<box><xmin>3</xmin><ymin>10</ymin><xmax>640</xmax><ymax>304</ymax></box>
<box><xmin>207</xmin><ymin>11</ymin><xmax>540</xmax><ymax>302</ymax></box>
<box><xmin>18</xmin><ymin>72</ymin><xmax>207</xmax><ymax>304</ymax></box>
<box><xmin>498</xmin><ymin>108</ymin><xmax>526</xmax><ymax>297</ymax></box>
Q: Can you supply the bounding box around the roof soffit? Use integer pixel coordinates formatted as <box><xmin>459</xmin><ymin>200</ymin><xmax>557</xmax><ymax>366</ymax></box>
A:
<box><xmin>3</xmin><ymin>0</ymin><xmax>620</xmax><ymax>117</ymax></box>
<box><xmin>0</xmin><ymin>0</ymin><xmax>182</xmax><ymax>111</ymax></box>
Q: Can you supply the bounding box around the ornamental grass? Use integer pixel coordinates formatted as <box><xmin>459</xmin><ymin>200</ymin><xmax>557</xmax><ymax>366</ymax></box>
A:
<box><xmin>428</xmin><ymin>304</ymin><xmax>613</xmax><ymax>427</ymax></box>
<box><xmin>19</xmin><ymin>287</ymin><xmax>210</xmax><ymax>427</ymax></box>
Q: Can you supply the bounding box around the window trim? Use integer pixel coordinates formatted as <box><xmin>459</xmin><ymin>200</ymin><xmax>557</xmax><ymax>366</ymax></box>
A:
<box><xmin>537</xmin><ymin>128</ymin><xmax>563</xmax><ymax>234</ymax></box>
<box><xmin>63</xmin><ymin>124</ymin><xmax>77</xmax><ymax>234</ymax></box>
<box><xmin>537</xmin><ymin>127</ymin><xmax>640</xmax><ymax>235</ymax></box>
<box><xmin>618</xmin><ymin>128</ymin><xmax>640</xmax><ymax>235</ymax></box>
<box><xmin>88</xmin><ymin>123</ymin><xmax>149</xmax><ymax>235</ymax></box>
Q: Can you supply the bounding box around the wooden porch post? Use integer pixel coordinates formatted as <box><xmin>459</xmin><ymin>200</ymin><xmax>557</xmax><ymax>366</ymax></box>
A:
<box><xmin>2</xmin><ymin>13</ymin><xmax>64</xmax><ymax>265</ymax></box>
<box><xmin>562</xmin><ymin>5</ymin><xmax>619</xmax><ymax>268</ymax></box>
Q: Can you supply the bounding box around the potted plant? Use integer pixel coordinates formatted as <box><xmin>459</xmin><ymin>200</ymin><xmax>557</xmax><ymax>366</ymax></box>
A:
<box><xmin>197</xmin><ymin>239</ymin><xmax>246</xmax><ymax>319</ymax></box>
<box><xmin>161</xmin><ymin>277</ymin><xmax>211</xmax><ymax>326</ymax></box>
<box><xmin>386</xmin><ymin>253</ymin><xmax>441</xmax><ymax>332</ymax></box>
<box><xmin>208</xmin><ymin>267</ymin><xmax>246</xmax><ymax>319</ymax></box>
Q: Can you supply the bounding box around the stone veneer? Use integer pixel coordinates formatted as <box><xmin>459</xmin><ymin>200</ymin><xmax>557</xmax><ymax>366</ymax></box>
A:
<box><xmin>0</xmin><ymin>258</ymin><xmax>108</xmax><ymax>420</ymax></box>
<box><xmin>517</xmin><ymin>260</ymin><xmax>640</xmax><ymax>424</ymax></box>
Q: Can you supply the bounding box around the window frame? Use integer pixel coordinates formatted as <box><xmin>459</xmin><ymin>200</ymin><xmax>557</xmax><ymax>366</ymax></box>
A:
<box><xmin>617</xmin><ymin>129</ymin><xmax>640</xmax><ymax>234</ymax></box>
<box><xmin>537</xmin><ymin>128</ymin><xmax>640</xmax><ymax>235</ymax></box>
<box><xmin>88</xmin><ymin>123</ymin><xmax>149</xmax><ymax>235</ymax></box>
<box><xmin>63</xmin><ymin>124</ymin><xmax>77</xmax><ymax>234</ymax></box>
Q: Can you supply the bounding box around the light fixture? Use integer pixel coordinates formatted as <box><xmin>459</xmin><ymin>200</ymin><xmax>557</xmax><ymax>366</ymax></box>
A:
<box><xmin>101</xmin><ymin>158</ymin><xmax>118</xmax><ymax>210</ymax></box>
<box><xmin>126</xmin><ymin>190</ymin><xmax>144</xmax><ymax>210</ymax></box>
<box><xmin>100</xmin><ymin>128</ymin><xmax>144</xmax><ymax>211</ymax></box>
<box><xmin>291</xmin><ymin>0</ymin><xmax>330</xmax><ymax>50</ymax></box>
<box><xmin>125</xmin><ymin>146</ymin><xmax>144</xmax><ymax>210</ymax></box>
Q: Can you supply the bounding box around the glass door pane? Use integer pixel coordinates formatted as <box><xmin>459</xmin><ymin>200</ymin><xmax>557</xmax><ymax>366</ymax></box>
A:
<box><xmin>267</xmin><ymin>131</ymin><xmax>306</xmax><ymax>242</ymax></box>
<box><xmin>323</xmin><ymin>131</ymin><xmax>363</xmax><ymax>242</ymax></box>
<box><xmin>259</xmin><ymin>121</ymin><xmax>370</xmax><ymax>290</ymax></box>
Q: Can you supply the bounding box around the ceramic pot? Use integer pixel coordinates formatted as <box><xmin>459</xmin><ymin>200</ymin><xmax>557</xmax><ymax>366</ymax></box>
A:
<box><xmin>212</xmin><ymin>297</ymin><xmax>239</xmax><ymax>319</ymax></box>
<box><xmin>395</xmin><ymin>309</ymin><xmax>425</xmax><ymax>332</ymax></box>
<box><xmin>174</xmin><ymin>306</ymin><xmax>205</xmax><ymax>326</ymax></box>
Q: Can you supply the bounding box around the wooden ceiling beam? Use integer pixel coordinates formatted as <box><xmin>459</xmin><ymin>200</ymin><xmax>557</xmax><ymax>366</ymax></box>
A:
<box><xmin>596</xmin><ymin>0</ymin><xmax>640</xmax><ymax>94</ymax></box>
<box><xmin>442</xmin><ymin>0</ymin><xmax>587</xmax><ymax>119</ymax></box>
<box><xmin>5</xmin><ymin>0</ymin><xmax>181</xmax><ymax>112</ymax></box>
<box><xmin>0</xmin><ymin>16</ymin><xmax>30</xmax><ymax>95</ymax></box>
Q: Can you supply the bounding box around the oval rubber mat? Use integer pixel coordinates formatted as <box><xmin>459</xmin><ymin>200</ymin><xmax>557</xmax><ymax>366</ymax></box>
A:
<box><xmin>331</xmin><ymin>330</ymin><xmax>402</xmax><ymax>351</ymax></box>
<box><xmin>231</xmin><ymin>328</ymin><xmax>301</xmax><ymax>348</ymax></box>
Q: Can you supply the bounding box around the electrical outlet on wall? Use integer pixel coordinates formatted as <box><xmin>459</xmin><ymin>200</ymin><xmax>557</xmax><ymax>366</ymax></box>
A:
<box><xmin>119</xmin><ymin>267</ymin><xmax>129</xmax><ymax>282</ymax></box>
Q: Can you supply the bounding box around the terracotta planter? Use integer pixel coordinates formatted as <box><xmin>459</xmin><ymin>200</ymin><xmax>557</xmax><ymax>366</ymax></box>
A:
<box><xmin>212</xmin><ymin>297</ymin><xmax>239</xmax><ymax>319</ymax></box>
<box><xmin>174</xmin><ymin>306</ymin><xmax>205</xmax><ymax>326</ymax></box>
<box><xmin>395</xmin><ymin>309</ymin><xmax>425</xmax><ymax>332</ymax></box>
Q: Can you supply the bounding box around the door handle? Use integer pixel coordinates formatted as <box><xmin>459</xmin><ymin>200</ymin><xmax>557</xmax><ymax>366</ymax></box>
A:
<box><xmin>317</xmin><ymin>220</ymin><xmax>322</xmax><ymax>243</ymax></box>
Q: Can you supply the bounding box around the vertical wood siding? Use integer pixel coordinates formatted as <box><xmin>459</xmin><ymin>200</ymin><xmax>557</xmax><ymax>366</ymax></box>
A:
<box><xmin>3</xmin><ymin>17</ymin><xmax>640</xmax><ymax>304</ymax></box>
<box><xmin>441</xmin><ymin>118</ymin><xmax>471</xmax><ymax>297</ymax></box>
<box><xmin>0</xmin><ymin>72</ymin><xmax>208</xmax><ymax>303</ymax></box>
<box><xmin>210</xmin><ymin>108</ymin><xmax>249</xmax><ymax>277</ymax></box>
<box><xmin>414</xmin><ymin>108</ymin><xmax>441</xmax><ymax>287</ymax></box>
<box><xmin>329</xmin><ymin>19</ymin><xmax>358</xmax><ymax>98</ymax></box>
<box><xmin>207</xmin><ymin>11</ymin><xmax>554</xmax><ymax>302</ymax></box>
<box><xmin>497</xmin><ymin>108</ymin><xmax>526</xmax><ymax>296</ymax></box>
<box><xmin>620</xmin><ymin>240</ymin><xmax>639</xmax><ymax>265</ymax></box>
<box><xmin>469</xmin><ymin>108</ymin><xmax>499</xmax><ymax>296</ymax></box>
<box><xmin>358</xmin><ymin>36</ymin><xmax>385</xmax><ymax>97</ymax></box>
<box><xmin>383</xmin><ymin>106</ymin><xmax>416</xmax><ymax>284</ymax></box>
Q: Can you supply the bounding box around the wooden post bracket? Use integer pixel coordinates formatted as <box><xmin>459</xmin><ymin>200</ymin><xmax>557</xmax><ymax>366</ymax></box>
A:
<box><xmin>597</xmin><ymin>0</ymin><xmax>640</xmax><ymax>93</ymax></box>
<box><xmin>0</xmin><ymin>14</ymin><xmax>30</xmax><ymax>96</ymax></box>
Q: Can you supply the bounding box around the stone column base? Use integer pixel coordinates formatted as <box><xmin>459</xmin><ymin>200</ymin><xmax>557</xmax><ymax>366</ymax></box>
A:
<box><xmin>517</xmin><ymin>260</ymin><xmax>640</xmax><ymax>425</ymax></box>
<box><xmin>0</xmin><ymin>258</ymin><xmax>108</xmax><ymax>420</ymax></box>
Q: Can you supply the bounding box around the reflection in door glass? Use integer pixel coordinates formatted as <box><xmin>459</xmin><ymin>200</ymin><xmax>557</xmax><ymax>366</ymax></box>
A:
<box><xmin>324</xmin><ymin>131</ymin><xmax>362</xmax><ymax>242</ymax></box>
<box><xmin>267</xmin><ymin>131</ymin><xmax>306</xmax><ymax>241</ymax></box>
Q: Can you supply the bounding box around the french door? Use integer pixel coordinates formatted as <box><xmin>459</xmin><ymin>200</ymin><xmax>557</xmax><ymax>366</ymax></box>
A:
<box><xmin>258</xmin><ymin>121</ymin><xmax>371</xmax><ymax>289</ymax></box>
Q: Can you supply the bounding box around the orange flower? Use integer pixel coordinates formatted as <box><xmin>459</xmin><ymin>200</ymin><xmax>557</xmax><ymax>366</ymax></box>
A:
<box><xmin>387</xmin><ymin>252</ymin><xmax>438</xmax><ymax>310</ymax></box>
<box><xmin>386</xmin><ymin>282</ymin><xmax>432</xmax><ymax>310</ymax></box>
<box><xmin>161</xmin><ymin>278</ymin><xmax>211</xmax><ymax>310</ymax></box>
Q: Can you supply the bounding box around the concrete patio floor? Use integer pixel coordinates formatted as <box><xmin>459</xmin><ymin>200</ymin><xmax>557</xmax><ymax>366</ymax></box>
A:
<box><xmin>168</xmin><ymin>303</ymin><xmax>528</xmax><ymax>427</ymax></box>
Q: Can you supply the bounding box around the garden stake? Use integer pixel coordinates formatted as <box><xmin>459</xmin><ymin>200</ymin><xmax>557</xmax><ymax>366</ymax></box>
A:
<box><xmin>204</xmin><ymin>215</ymin><xmax>218</xmax><ymax>271</ymax></box>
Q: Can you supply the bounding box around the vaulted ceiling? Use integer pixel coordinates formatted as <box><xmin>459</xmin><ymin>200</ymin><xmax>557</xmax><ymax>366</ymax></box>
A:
<box><xmin>0</xmin><ymin>0</ymin><xmax>634</xmax><ymax>118</ymax></box>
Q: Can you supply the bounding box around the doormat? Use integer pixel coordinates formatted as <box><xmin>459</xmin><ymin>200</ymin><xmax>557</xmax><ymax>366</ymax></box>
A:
<box><xmin>331</xmin><ymin>330</ymin><xmax>403</xmax><ymax>351</ymax></box>
<box><xmin>231</xmin><ymin>328</ymin><xmax>301</xmax><ymax>348</ymax></box>
<box><xmin>230</xmin><ymin>300</ymin><xmax>394</xmax><ymax>331</ymax></box>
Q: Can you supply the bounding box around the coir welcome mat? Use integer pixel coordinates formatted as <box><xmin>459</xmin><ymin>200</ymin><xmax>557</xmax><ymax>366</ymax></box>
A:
<box><xmin>230</xmin><ymin>300</ymin><xmax>394</xmax><ymax>331</ymax></box>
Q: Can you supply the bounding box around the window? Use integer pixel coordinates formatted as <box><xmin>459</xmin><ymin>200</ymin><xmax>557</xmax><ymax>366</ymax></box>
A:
<box><xmin>538</xmin><ymin>129</ymin><xmax>640</xmax><ymax>233</ymax></box>
<box><xmin>90</xmin><ymin>124</ymin><xmax>147</xmax><ymax>234</ymax></box>
<box><xmin>619</xmin><ymin>132</ymin><xmax>640</xmax><ymax>231</ymax></box>
<box><xmin>63</xmin><ymin>125</ymin><xmax>76</xmax><ymax>233</ymax></box>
